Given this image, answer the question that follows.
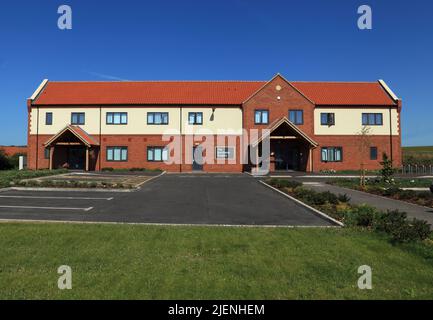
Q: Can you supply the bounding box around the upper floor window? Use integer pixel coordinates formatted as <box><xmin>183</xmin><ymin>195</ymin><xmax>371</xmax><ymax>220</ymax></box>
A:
<box><xmin>254</xmin><ymin>110</ymin><xmax>269</xmax><ymax>124</ymax></box>
<box><xmin>188</xmin><ymin>112</ymin><xmax>203</xmax><ymax>125</ymax></box>
<box><xmin>45</xmin><ymin>112</ymin><xmax>53</xmax><ymax>125</ymax></box>
<box><xmin>289</xmin><ymin>110</ymin><xmax>303</xmax><ymax>125</ymax></box>
<box><xmin>362</xmin><ymin>113</ymin><xmax>383</xmax><ymax>126</ymax></box>
<box><xmin>147</xmin><ymin>112</ymin><xmax>169</xmax><ymax>125</ymax></box>
<box><xmin>147</xmin><ymin>146</ymin><xmax>168</xmax><ymax>162</ymax></box>
<box><xmin>370</xmin><ymin>146</ymin><xmax>378</xmax><ymax>160</ymax></box>
<box><xmin>321</xmin><ymin>147</ymin><xmax>342</xmax><ymax>162</ymax></box>
<box><xmin>106</xmin><ymin>112</ymin><xmax>127</xmax><ymax>125</ymax></box>
<box><xmin>71</xmin><ymin>112</ymin><xmax>85</xmax><ymax>125</ymax></box>
<box><xmin>320</xmin><ymin>113</ymin><xmax>335</xmax><ymax>126</ymax></box>
<box><xmin>107</xmin><ymin>146</ymin><xmax>128</xmax><ymax>162</ymax></box>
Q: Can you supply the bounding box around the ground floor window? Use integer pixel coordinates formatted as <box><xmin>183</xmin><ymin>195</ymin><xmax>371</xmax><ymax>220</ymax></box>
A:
<box><xmin>147</xmin><ymin>146</ymin><xmax>168</xmax><ymax>162</ymax></box>
<box><xmin>107</xmin><ymin>147</ymin><xmax>128</xmax><ymax>161</ymax></box>
<box><xmin>215</xmin><ymin>146</ymin><xmax>235</xmax><ymax>159</ymax></box>
<box><xmin>370</xmin><ymin>146</ymin><xmax>378</xmax><ymax>160</ymax></box>
<box><xmin>321</xmin><ymin>147</ymin><xmax>342</xmax><ymax>162</ymax></box>
<box><xmin>44</xmin><ymin>147</ymin><xmax>50</xmax><ymax>159</ymax></box>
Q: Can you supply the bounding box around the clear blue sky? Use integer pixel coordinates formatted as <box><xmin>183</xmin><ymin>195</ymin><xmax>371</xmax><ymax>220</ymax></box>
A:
<box><xmin>0</xmin><ymin>0</ymin><xmax>432</xmax><ymax>146</ymax></box>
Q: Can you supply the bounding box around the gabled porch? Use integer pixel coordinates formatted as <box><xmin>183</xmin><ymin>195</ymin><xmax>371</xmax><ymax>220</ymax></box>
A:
<box><xmin>250</xmin><ymin>117</ymin><xmax>318</xmax><ymax>173</ymax></box>
<box><xmin>44</xmin><ymin>125</ymin><xmax>100</xmax><ymax>171</ymax></box>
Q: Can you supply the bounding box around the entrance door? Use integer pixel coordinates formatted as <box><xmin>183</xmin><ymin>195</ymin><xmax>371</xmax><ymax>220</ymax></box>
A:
<box><xmin>68</xmin><ymin>147</ymin><xmax>85</xmax><ymax>170</ymax></box>
<box><xmin>287</xmin><ymin>148</ymin><xmax>300</xmax><ymax>170</ymax></box>
<box><xmin>274</xmin><ymin>143</ymin><xmax>289</xmax><ymax>170</ymax></box>
<box><xmin>192</xmin><ymin>146</ymin><xmax>203</xmax><ymax>171</ymax></box>
<box><xmin>274</xmin><ymin>143</ymin><xmax>300</xmax><ymax>171</ymax></box>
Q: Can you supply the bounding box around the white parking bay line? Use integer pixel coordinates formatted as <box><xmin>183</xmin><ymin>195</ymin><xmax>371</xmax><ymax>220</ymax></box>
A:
<box><xmin>0</xmin><ymin>195</ymin><xmax>113</xmax><ymax>200</ymax></box>
<box><xmin>0</xmin><ymin>205</ymin><xmax>93</xmax><ymax>211</ymax></box>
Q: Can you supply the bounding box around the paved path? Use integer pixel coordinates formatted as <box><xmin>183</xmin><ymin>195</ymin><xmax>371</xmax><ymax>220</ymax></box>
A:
<box><xmin>303</xmin><ymin>182</ymin><xmax>433</xmax><ymax>226</ymax></box>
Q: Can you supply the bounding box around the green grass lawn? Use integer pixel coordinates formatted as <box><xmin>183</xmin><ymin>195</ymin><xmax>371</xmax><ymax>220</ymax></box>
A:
<box><xmin>0</xmin><ymin>223</ymin><xmax>432</xmax><ymax>299</ymax></box>
<box><xmin>0</xmin><ymin>169</ymin><xmax>67</xmax><ymax>188</ymax></box>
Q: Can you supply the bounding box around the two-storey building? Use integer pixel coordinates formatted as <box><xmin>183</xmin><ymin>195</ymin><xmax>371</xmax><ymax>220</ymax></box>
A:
<box><xmin>27</xmin><ymin>74</ymin><xmax>402</xmax><ymax>172</ymax></box>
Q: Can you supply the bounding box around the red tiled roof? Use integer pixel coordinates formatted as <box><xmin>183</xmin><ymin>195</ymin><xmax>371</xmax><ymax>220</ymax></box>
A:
<box><xmin>70</xmin><ymin>126</ymin><xmax>99</xmax><ymax>146</ymax></box>
<box><xmin>32</xmin><ymin>80</ymin><xmax>396</xmax><ymax>106</ymax></box>
<box><xmin>44</xmin><ymin>125</ymin><xmax>99</xmax><ymax>147</ymax></box>
<box><xmin>291</xmin><ymin>82</ymin><xmax>396</xmax><ymax>106</ymax></box>
<box><xmin>33</xmin><ymin>81</ymin><xmax>264</xmax><ymax>106</ymax></box>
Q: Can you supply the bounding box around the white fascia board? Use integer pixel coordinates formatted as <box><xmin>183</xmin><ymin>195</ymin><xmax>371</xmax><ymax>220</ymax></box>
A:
<box><xmin>378</xmin><ymin>79</ymin><xmax>399</xmax><ymax>101</ymax></box>
<box><xmin>29</xmin><ymin>79</ymin><xmax>49</xmax><ymax>101</ymax></box>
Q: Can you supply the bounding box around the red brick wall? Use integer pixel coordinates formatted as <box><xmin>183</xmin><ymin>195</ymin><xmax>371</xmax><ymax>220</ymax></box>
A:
<box><xmin>28</xmin><ymin>134</ymin><xmax>243</xmax><ymax>172</ymax></box>
<box><xmin>243</xmin><ymin>75</ymin><xmax>315</xmax><ymax>135</ymax></box>
<box><xmin>312</xmin><ymin>135</ymin><xmax>402</xmax><ymax>172</ymax></box>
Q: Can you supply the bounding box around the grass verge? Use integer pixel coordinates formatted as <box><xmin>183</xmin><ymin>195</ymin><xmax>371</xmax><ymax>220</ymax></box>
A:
<box><xmin>0</xmin><ymin>223</ymin><xmax>432</xmax><ymax>299</ymax></box>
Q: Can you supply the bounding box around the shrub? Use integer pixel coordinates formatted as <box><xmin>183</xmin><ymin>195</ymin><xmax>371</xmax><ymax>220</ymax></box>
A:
<box><xmin>408</xmin><ymin>219</ymin><xmax>432</xmax><ymax>241</ymax></box>
<box><xmin>268</xmin><ymin>179</ymin><xmax>302</xmax><ymax>189</ymax></box>
<box><xmin>293</xmin><ymin>188</ymin><xmax>338</xmax><ymax>206</ymax></box>
<box><xmin>416</xmin><ymin>191</ymin><xmax>433</xmax><ymax>200</ymax></box>
<box><xmin>373</xmin><ymin>210</ymin><xmax>431</xmax><ymax>242</ymax></box>
<box><xmin>389</xmin><ymin>218</ymin><xmax>431</xmax><ymax>243</ymax></box>
<box><xmin>382</xmin><ymin>187</ymin><xmax>401</xmax><ymax>197</ymax></box>
<box><xmin>102</xmin><ymin>167</ymin><xmax>114</xmax><ymax>172</ymax></box>
<box><xmin>0</xmin><ymin>150</ymin><xmax>13</xmax><ymax>170</ymax></box>
<box><xmin>374</xmin><ymin>210</ymin><xmax>407</xmax><ymax>233</ymax></box>
<box><xmin>380</xmin><ymin>153</ymin><xmax>395</xmax><ymax>182</ymax></box>
<box><xmin>337</xmin><ymin>193</ymin><xmax>351</xmax><ymax>203</ymax></box>
<box><xmin>344</xmin><ymin>205</ymin><xmax>379</xmax><ymax>227</ymax></box>
<box><xmin>396</xmin><ymin>189</ymin><xmax>417</xmax><ymax>200</ymax></box>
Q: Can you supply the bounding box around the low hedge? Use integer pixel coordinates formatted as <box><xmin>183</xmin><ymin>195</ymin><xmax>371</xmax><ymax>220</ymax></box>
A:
<box><xmin>16</xmin><ymin>179</ymin><xmax>134</xmax><ymax>189</ymax></box>
<box><xmin>101</xmin><ymin>167</ymin><xmax>162</xmax><ymax>173</ymax></box>
<box><xmin>266</xmin><ymin>179</ymin><xmax>432</xmax><ymax>243</ymax></box>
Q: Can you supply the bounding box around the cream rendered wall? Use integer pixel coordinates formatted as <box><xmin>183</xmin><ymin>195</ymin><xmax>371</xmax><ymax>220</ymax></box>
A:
<box><xmin>182</xmin><ymin>107</ymin><xmax>243</xmax><ymax>135</ymax></box>
<box><xmin>101</xmin><ymin>108</ymin><xmax>181</xmax><ymax>134</ymax></box>
<box><xmin>314</xmin><ymin>108</ymin><xmax>399</xmax><ymax>135</ymax></box>
<box><xmin>30</xmin><ymin>107</ymin><xmax>243</xmax><ymax>135</ymax></box>
<box><xmin>31</xmin><ymin>107</ymin><xmax>100</xmax><ymax>135</ymax></box>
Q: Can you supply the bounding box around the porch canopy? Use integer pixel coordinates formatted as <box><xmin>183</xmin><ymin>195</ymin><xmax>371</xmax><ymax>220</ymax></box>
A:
<box><xmin>251</xmin><ymin>117</ymin><xmax>318</xmax><ymax>171</ymax></box>
<box><xmin>44</xmin><ymin>125</ymin><xmax>99</xmax><ymax>171</ymax></box>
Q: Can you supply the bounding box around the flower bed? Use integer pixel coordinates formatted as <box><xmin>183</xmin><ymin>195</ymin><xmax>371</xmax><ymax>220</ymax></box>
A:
<box><xmin>266</xmin><ymin>178</ymin><xmax>432</xmax><ymax>243</ymax></box>
<box><xmin>328</xmin><ymin>178</ymin><xmax>433</xmax><ymax>208</ymax></box>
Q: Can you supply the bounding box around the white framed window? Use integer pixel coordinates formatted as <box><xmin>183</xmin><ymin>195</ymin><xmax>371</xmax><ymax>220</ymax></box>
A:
<box><xmin>107</xmin><ymin>147</ymin><xmax>128</xmax><ymax>161</ymax></box>
<box><xmin>107</xmin><ymin>112</ymin><xmax>127</xmax><ymax>125</ymax></box>
<box><xmin>147</xmin><ymin>146</ymin><xmax>169</xmax><ymax>162</ymax></box>
<box><xmin>147</xmin><ymin>112</ymin><xmax>169</xmax><ymax>125</ymax></box>
<box><xmin>321</xmin><ymin>147</ymin><xmax>342</xmax><ymax>162</ymax></box>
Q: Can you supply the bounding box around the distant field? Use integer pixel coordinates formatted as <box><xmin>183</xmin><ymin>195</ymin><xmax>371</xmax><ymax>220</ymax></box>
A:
<box><xmin>403</xmin><ymin>146</ymin><xmax>433</xmax><ymax>165</ymax></box>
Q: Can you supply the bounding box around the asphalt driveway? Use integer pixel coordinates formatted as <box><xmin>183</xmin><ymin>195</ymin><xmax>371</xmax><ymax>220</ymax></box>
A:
<box><xmin>0</xmin><ymin>173</ymin><xmax>333</xmax><ymax>226</ymax></box>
